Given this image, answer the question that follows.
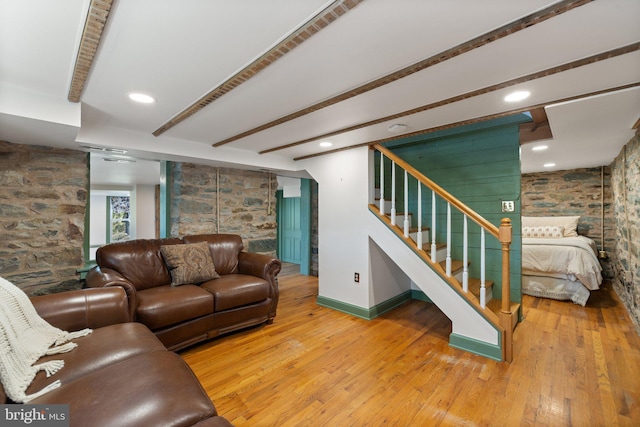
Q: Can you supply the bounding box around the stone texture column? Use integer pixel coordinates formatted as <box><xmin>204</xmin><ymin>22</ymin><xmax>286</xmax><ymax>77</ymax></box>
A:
<box><xmin>0</xmin><ymin>141</ymin><xmax>88</xmax><ymax>295</ymax></box>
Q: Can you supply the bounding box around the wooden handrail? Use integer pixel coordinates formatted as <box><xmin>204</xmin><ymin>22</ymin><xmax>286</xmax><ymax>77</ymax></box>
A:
<box><xmin>373</xmin><ymin>144</ymin><xmax>500</xmax><ymax>238</ymax></box>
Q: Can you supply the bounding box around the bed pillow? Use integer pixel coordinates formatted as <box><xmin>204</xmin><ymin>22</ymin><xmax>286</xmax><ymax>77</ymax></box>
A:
<box><xmin>522</xmin><ymin>225</ymin><xmax>564</xmax><ymax>238</ymax></box>
<box><xmin>160</xmin><ymin>241</ymin><xmax>220</xmax><ymax>286</ymax></box>
<box><xmin>521</xmin><ymin>216</ymin><xmax>580</xmax><ymax>237</ymax></box>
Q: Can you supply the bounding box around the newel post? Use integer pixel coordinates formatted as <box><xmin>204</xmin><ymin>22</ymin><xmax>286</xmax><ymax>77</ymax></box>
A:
<box><xmin>499</xmin><ymin>218</ymin><xmax>512</xmax><ymax>315</ymax></box>
<box><xmin>499</xmin><ymin>218</ymin><xmax>513</xmax><ymax>362</ymax></box>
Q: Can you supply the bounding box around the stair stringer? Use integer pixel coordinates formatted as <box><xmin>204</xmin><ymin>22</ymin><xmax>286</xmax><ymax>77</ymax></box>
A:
<box><xmin>368</xmin><ymin>213</ymin><xmax>503</xmax><ymax>358</ymax></box>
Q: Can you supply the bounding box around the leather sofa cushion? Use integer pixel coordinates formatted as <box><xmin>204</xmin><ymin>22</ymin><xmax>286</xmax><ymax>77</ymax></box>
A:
<box><xmin>30</xmin><ymin>351</ymin><xmax>217</xmax><ymax>427</ymax></box>
<box><xmin>26</xmin><ymin>323</ymin><xmax>165</xmax><ymax>396</ymax></box>
<box><xmin>182</xmin><ymin>234</ymin><xmax>243</xmax><ymax>275</ymax></box>
<box><xmin>96</xmin><ymin>238</ymin><xmax>183</xmax><ymax>290</ymax></box>
<box><xmin>136</xmin><ymin>285</ymin><xmax>214</xmax><ymax>330</ymax></box>
<box><xmin>201</xmin><ymin>274</ymin><xmax>270</xmax><ymax>311</ymax></box>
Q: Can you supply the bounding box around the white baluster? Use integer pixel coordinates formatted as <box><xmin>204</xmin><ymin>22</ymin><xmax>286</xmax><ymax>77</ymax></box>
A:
<box><xmin>403</xmin><ymin>170</ymin><xmax>409</xmax><ymax>237</ymax></box>
<box><xmin>463</xmin><ymin>214</ymin><xmax>469</xmax><ymax>292</ymax></box>
<box><xmin>446</xmin><ymin>202</ymin><xmax>451</xmax><ymax>276</ymax></box>
<box><xmin>480</xmin><ymin>228</ymin><xmax>486</xmax><ymax>308</ymax></box>
<box><xmin>416</xmin><ymin>182</ymin><xmax>422</xmax><ymax>250</ymax></box>
<box><xmin>379</xmin><ymin>151</ymin><xmax>385</xmax><ymax>215</ymax></box>
<box><xmin>430</xmin><ymin>191</ymin><xmax>437</xmax><ymax>262</ymax></box>
<box><xmin>390</xmin><ymin>161</ymin><xmax>396</xmax><ymax>226</ymax></box>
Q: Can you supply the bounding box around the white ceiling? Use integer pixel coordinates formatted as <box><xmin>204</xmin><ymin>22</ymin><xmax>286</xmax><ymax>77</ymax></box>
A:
<box><xmin>1</xmin><ymin>0</ymin><xmax>639</xmax><ymax>186</ymax></box>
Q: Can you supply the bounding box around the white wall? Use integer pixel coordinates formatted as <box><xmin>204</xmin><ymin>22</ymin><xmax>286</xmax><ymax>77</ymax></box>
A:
<box><xmin>135</xmin><ymin>184</ymin><xmax>156</xmax><ymax>239</ymax></box>
<box><xmin>301</xmin><ymin>147</ymin><xmax>372</xmax><ymax>308</ymax></box>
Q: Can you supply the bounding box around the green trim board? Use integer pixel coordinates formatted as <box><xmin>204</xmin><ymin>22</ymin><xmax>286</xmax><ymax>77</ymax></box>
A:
<box><xmin>449</xmin><ymin>333</ymin><xmax>503</xmax><ymax>361</ymax></box>
<box><xmin>317</xmin><ymin>290</ymin><xmax>412</xmax><ymax>320</ymax></box>
<box><xmin>411</xmin><ymin>289</ymin><xmax>431</xmax><ymax>302</ymax></box>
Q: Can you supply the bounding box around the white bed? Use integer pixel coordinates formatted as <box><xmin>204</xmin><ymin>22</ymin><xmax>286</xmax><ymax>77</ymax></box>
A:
<box><xmin>521</xmin><ymin>216</ymin><xmax>603</xmax><ymax>306</ymax></box>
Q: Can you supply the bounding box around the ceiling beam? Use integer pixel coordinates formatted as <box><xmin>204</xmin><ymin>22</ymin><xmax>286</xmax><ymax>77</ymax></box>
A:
<box><xmin>263</xmin><ymin>42</ymin><xmax>640</xmax><ymax>154</ymax></box>
<box><xmin>292</xmin><ymin>82</ymin><xmax>640</xmax><ymax>161</ymax></box>
<box><xmin>68</xmin><ymin>0</ymin><xmax>114</xmax><ymax>103</ymax></box>
<box><xmin>152</xmin><ymin>0</ymin><xmax>364</xmax><ymax>137</ymax></box>
<box><xmin>213</xmin><ymin>0</ymin><xmax>594</xmax><ymax>147</ymax></box>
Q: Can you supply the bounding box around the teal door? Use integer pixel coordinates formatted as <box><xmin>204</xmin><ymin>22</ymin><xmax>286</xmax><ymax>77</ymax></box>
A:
<box><xmin>280</xmin><ymin>195</ymin><xmax>302</xmax><ymax>264</ymax></box>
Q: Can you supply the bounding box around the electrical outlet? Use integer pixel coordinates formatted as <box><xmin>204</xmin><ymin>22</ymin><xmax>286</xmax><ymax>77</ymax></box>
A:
<box><xmin>501</xmin><ymin>201</ymin><xmax>515</xmax><ymax>212</ymax></box>
<box><xmin>354</xmin><ymin>272</ymin><xmax>360</xmax><ymax>283</ymax></box>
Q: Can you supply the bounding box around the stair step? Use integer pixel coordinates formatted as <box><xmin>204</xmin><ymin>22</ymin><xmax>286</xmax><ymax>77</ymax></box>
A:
<box><xmin>486</xmin><ymin>300</ymin><xmax>521</xmax><ymax>331</ymax></box>
<box><xmin>467</xmin><ymin>278</ymin><xmax>493</xmax><ymax>304</ymax></box>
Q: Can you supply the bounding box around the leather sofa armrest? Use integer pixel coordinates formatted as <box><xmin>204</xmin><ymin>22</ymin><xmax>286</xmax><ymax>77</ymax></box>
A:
<box><xmin>86</xmin><ymin>265</ymin><xmax>137</xmax><ymax>320</ymax></box>
<box><xmin>30</xmin><ymin>287</ymin><xmax>130</xmax><ymax>331</ymax></box>
<box><xmin>238</xmin><ymin>252</ymin><xmax>281</xmax><ymax>321</ymax></box>
<box><xmin>237</xmin><ymin>252</ymin><xmax>282</xmax><ymax>282</ymax></box>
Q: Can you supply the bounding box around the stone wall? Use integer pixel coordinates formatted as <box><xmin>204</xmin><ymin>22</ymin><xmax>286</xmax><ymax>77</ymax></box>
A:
<box><xmin>170</xmin><ymin>162</ymin><xmax>278</xmax><ymax>255</ymax></box>
<box><xmin>610</xmin><ymin>129</ymin><xmax>640</xmax><ymax>331</ymax></box>
<box><xmin>0</xmin><ymin>141</ymin><xmax>88</xmax><ymax>295</ymax></box>
<box><xmin>521</xmin><ymin>167</ymin><xmax>613</xmax><ymax>278</ymax></box>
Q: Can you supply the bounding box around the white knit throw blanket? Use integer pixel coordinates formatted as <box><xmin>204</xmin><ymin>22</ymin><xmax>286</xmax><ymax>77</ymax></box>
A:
<box><xmin>0</xmin><ymin>277</ymin><xmax>92</xmax><ymax>403</ymax></box>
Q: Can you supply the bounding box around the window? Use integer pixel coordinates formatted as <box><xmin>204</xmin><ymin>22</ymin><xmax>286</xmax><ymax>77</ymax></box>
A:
<box><xmin>109</xmin><ymin>196</ymin><xmax>131</xmax><ymax>242</ymax></box>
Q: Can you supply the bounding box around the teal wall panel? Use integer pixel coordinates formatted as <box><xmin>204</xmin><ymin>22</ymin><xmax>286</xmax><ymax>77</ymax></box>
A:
<box><xmin>378</xmin><ymin>115</ymin><xmax>529</xmax><ymax>303</ymax></box>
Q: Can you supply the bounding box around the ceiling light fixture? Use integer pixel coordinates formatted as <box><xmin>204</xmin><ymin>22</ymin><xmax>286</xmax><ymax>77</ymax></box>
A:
<box><xmin>504</xmin><ymin>90</ymin><xmax>531</xmax><ymax>102</ymax></box>
<box><xmin>543</xmin><ymin>162</ymin><xmax>556</xmax><ymax>168</ymax></box>
<box><xmin>103</xmin><ymin>158</ymin><xmax>137</xmax><ymax>164</ymax></box>
<box><xmin>80</xmin><ymin>145</ymin><xmax>128</xmax><ymax>154</ymax></box>
<box><xmin>388</xmin><ymin>123</ymin><xmax>407</xmax><ymax>133</ymax></box>
<box><xmin>532</xmin><ymin>145</ymin><xmax>548</xmax><ymax>151</ymax></box>
<box><xmin>319</xmin><ymin>141</ymin><xmax>333</xmax><ymax>148</ymax></box>
<box><xmin>128</xmin><ymin>93</ymin><xmax>155</xmax><ymax>104</ymax></box>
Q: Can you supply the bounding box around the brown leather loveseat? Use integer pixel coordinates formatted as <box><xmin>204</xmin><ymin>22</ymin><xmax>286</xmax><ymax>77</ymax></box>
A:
<box><xmin>86</xmin><ymin>234</ymin><xmax>281</xmax><ymax>351</ymax></box>
<box><xmin>1</xmin><ymin>287</ymin><xmax>233</xmax><ymax>427</ymax></box>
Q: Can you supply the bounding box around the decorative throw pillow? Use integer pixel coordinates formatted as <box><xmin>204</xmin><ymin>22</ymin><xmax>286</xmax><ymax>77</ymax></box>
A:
<box><xmin>160</xmin><ymin>242</ymin><xmax>220</xmax><ymax>286</ymax></box>
<box><xmin>522</xmin><ymin>225</ymin><xmax>564</xmax><ymax>238</ymax></box>
<box><xmin>522</xmin><ymin>216</ymin><xmax>580</xmax><ymax>237</ymax></box>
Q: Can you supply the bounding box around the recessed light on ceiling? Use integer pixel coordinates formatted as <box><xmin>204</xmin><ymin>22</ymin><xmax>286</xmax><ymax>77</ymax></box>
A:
<box><xmin>532</xmin><ymin>145</ymin><xmax>548</xmax><ymax>151</ymax></box>
<box><xmin>128</xmin><ymin>93</ymin><xmax>155</xmax><ymax>104</ymax></box>
<box><xmin>388</xmin><ymin>123</ymin><xmax>407</xmax><ymax>133</ymax></box>
<box><xmin>319</xmin><ymin>141</ymin><xmax>333</xmax><ymax>148</ymax></box>
<box><xmin>504</xmin><ymin>90</ymin><xmax>531</xmax><ymax>103</ymax></box>
<box><xmin>543</xmin><ymin>163</ymin><xmax>556</xmax><ymax>168</ymax></box>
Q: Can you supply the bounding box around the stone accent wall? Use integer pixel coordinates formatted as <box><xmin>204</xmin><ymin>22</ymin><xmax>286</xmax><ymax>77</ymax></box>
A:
<box><xmin>170</xmin><ymin>162</ymin><xmax>278</xmax><ymax>255</ymax></box>
<box><xmin>521</xmin><ymin>167</ymin><xmax>613</xmax><ymax>278</ymax></box>
<box><xmin>610</xmin><ymin>129</ymin><xmax>640</xmax><ymax>331</ymax></box>
<box><xmin>0</xmin><ymin>141</ymin><xmax>88</xmax><ymax>295</ymax></box>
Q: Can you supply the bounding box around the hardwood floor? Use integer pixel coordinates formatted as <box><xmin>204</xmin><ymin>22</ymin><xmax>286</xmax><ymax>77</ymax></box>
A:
<box><xmin>181</xmin><ymin>275</ymin><xmax>640</xmax><ymax>426</ymax></box>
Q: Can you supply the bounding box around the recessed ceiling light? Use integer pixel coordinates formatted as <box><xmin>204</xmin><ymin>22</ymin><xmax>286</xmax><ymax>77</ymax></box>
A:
<box><xmin>388</xmin><ymin>123</ymin><xmax>407</xmax><ymax>133</ymax></box>
<box><xmin>532</xmin><ymin>145</ymin><xmax>548</xmax><ymax>151</ymax></box>
<box><xmin>504</xmin><ymin>91</ymin><xmax>530</xmax><ymax>102</ymax></box>
<box><xmin>543</xmin><ymin>163</ymin><xmax>556</xmax><ymax>168</ymax></box>
<box><xmin>128</xmin><ymin>93</ymin><xmax>155</xmax><ymax>104</ymax></box>
<box><xmin>319</xmin><ymin>141</ymin><xmax>333</xmax><ymax>148</ymax></box>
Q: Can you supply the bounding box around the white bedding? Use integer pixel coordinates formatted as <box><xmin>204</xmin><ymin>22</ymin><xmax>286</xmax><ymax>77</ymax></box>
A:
<box><xmin>522</xmin><ymin>236</ymin><xmax>603</xmax><ymax>291</ymax></box>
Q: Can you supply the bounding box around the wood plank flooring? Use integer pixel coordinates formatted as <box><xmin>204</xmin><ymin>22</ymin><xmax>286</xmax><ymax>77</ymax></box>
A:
<box><xmin>181</xmin><ymin>275</ymin><xmax>640</xmax><ymax>426</ymax></box>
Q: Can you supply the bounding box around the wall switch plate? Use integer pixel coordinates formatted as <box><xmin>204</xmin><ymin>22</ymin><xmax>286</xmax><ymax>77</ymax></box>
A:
<box><xmin>501</xmin><ymin>201</ymin><xmax>515</xmax><ymax>212</ymax></box>
<box><xmin>354</xmin><ymin>273</ymin><xmax>360</xmax><ymax>283</ymax></box>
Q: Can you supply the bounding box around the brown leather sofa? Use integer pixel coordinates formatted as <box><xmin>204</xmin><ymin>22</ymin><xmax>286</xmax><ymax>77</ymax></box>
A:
<box><xmin>86</xmin><ymin>234</ymin><xmax>281</xmax><ymax>351</ymax></box>
<box><xmin>0</xmin><ymin>287</ymin><xmax>233</xmax><ymax>427</ymax></box>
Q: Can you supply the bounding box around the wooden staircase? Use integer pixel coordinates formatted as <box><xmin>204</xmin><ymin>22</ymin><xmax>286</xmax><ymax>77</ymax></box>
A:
<box><xmin>371</xmin><ymin>143</ymin><xmax>520</xmax><ymax>361</ymax></box>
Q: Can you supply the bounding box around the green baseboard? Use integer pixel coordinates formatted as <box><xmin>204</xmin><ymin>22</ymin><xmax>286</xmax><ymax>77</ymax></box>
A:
<box><xmin>316</xmin><ymin>290</ymin><xmax>412</xmax><ymax>320</ymax></box>
<box><xmin>411</xmin><ymin>289</ymin><xmax>432</xmax><ymax>302</ymax></box>
<box><xmin>449</xmin><ymin>333</ymin><xmax>502</xmax><ymax>361</ymax></box>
